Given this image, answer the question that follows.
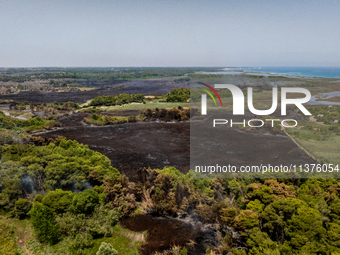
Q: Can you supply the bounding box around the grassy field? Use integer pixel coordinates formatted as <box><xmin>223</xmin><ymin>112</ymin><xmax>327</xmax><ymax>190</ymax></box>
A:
<box><xmin>86</xmin><ymin>225</ymin><xmax>144</xmax><ymax>255</ymax></box>
<box><xmin>295</xmin><ymin>135</ymin><xmax>340</xmax><ymax>165</ymax></box>
<box><xmin>0</xmin><ymin>216</ymin><xmax>33</xmax><ymax>254</ymax></box>
<box><xmin>287</xmin><ymin>127</ymin><xmax>340</xmax><ymax>166</ymax></box>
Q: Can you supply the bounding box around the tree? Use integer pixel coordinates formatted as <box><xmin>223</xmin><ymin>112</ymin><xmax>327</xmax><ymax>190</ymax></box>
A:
<box><xmin>246</xmin><ymin>230</ymin><xmax>280</xmax><ymax>255</ymax></box>
<box><xmin>96</xmin><ymin>242</ymin><xmax>118</xmax><ymax>255</ymax></box>
<box><xmin>246</xmin><ymin>199</ymin><xmax>265</xmax><ymax>213</ymax></box>
<box><xmin>42</xmin><ymin>189</ymin><xmax>74</xmax><ymax>214</ymax></box>
<box><xmin>287</xmin><ymin>205</ymin><xmax>326</xmax><ymax>251</ymax></box>
<box><xmin>166</xmin><ymin>88</ymin><xmax>190</xmax><ymax>102</ymax></box>
<box><xmin>234</xmin><ymin>210</ymin><xmax>259</xmax><ymax>231</ymax></box>
<box><xmin>1</xmin><ymin>179</ymin><xmax>23</xmax><ymax>211</ymax></box>
<box><xmin>30</xmin><ymin>203</ymin><xmax>60</xmax><ymax>244</ymax></box>
<box><xmin>15</xmin><ymin>199</ymin><xmax>32</xmax><ymax>219</ymax></box>
<box><xmin>70</xmin><ymin>189</ymin><xmax>99</xmax><ymax>215</ymax></box>
<box><xmin>260</xmin><ymin>198</ymin><xmax>306</xmax><ymax>243</ymax></box>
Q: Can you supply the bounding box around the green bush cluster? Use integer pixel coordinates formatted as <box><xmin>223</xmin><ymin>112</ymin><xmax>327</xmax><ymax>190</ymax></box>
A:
<box><xmin>0</xmin><ymin>111</ymin><xmax>55</xmax><ymax>134</ymax></box>
<box><xmin>96</xmin><ymin>242</ymin><xmax>118</xmax><ymax>255</ymax></box>
<box><xmin>30</xmin><ymin>203</ymin><xmax>60</xmax><ymax>245</ymax></box>
<box><xmin>308</xmin><ymin>105</ymin><xmax>340</xmax><ymax>125</ymax></box>
<box><xmin>89</xmin><ymin>93</ymin><xmax>144</xmax><ymax>106</ymax></box>
<box><xmin>166</xmin><ymin>88</ymin><xmax>190</xmax><ymax>102</ymax></box>
<box><xmin>28</xmin><ymin>190</ymin><xmax>120</xmax><ymax>253</ymax></box>
<box><xmin>84</xmin><ymin>114</ymin><xmax>138</xmax><ymax>125</ymax></box>
<box><xmin>212</xmin><ymin>178</ymin><xmax>340</xmax><ymax>254</ymax></box>
<box><xmin>0</xmin><ymin>138</ymin><xmax>119</xmax><ymax>212</ymax></box>
<box><xmin>0</xmin><ymin>136</ymin><xmax>125</xmax><ymax>254</ymax></box>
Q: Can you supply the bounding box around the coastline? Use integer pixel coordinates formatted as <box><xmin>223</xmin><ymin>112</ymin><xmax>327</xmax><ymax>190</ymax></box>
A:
<box><xmin>228</xmin><ymin>67</ymin><xmax>340</xmax><ymax>79</ymax></box>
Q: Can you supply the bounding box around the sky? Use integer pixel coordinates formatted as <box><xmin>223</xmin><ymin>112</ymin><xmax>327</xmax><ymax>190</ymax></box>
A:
<box><xmin>0</xmin><ymin>0</ymin><xmax>339</xmax><ymax>67</ymax></box>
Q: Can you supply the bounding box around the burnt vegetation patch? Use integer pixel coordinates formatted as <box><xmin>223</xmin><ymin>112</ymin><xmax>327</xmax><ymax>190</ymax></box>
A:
<box><xmin>142</xmin><ymin>106</ymin><xmax>198</xmax><ymax>122</ymax></box>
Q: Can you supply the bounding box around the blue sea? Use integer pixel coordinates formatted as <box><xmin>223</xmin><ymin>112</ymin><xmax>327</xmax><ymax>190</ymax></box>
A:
<box><xmin>236</xmin><ymin>67</ymin><xmax>340</xmax><ymax>79</ymax></box>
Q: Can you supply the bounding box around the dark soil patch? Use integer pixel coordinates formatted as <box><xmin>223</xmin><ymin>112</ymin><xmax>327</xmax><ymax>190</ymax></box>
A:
<box><xmin>98</xmin><ymin>110</ymin><xmax>142</xmax><ymax>116</ymax></box>
<box><xmin>56</xmin><ymin>112</ymin><xmax>88</xmax><ymax>127</ymax></box>
<box><xmin>121</xmin><ymin>215</ymin><xmax>204</xmax><ymax>255</ymax></box>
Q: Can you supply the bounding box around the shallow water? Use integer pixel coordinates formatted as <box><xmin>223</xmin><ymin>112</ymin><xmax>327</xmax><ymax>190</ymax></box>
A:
<box><xmin>309</xmin><ymin>91</ymin><xmax>340</xmax><ymax>105</ymax></box>
<box><xmin>241</xmin><ymin>67</ymin><xmax>340</xmax><ymax>79</ymax></box>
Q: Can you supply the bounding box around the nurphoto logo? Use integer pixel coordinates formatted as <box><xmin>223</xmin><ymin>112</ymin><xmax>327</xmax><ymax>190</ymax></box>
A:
<box><xmin>199</xmin><ymin>83</ymin><xmax>312</xmax><ymax>128</ymax></box>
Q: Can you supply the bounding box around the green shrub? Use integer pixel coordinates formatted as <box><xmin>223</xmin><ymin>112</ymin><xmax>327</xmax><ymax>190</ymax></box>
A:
<box><xmin>42</xmin><ymin>189</ymin><xmax>74</xmax><ymax>214</ymax></box>
<box><xmin>30</xmin><ymin>203</ymin><xmax>60</xmax><ymax>244</ymax></box>
<box><xmin>180</xmin><ymin>246</ymin><xmax>188</xmax><ymax>255</ymax></box>
<box><xmin>90</xmin><ymin>93</ymin><xmax>144</xmax><ymax>106</ymax></box>
<box><xmin>68</xmin><ymin>233</ymin><xmax>93</xmax><ymax>253</ymax></box>
<box><xmin>234</xmin><ymin>210</ymin><xmax>259</xmax><ymax>230</ymax></box>
<box><xmin>15</xmin><ymin>198</ymin><xmax>32</xmax><ymax>219</ymax></box>
<box><xmin>33</xmin><ymin>195</ymin><xmax>43</xmax><ymax>203</ymax></box>
<box><xmin>166</xmin><ymin>88</ymin><xmax>190</xmax><ymax>102</ymax></box>
<box><xmin>0</xmin><ymin>222</ymin><xmax>19</xmax><ymax>255</ymax></box>
<box><xmin>96</xmin><ymin>242</ymin><xmax>118</xmax><ymax>255</ymax></box>
<box><xmin>70</xmin><ymin>189</ymin><xmax>99</xmax><ymax>215</ymax></box>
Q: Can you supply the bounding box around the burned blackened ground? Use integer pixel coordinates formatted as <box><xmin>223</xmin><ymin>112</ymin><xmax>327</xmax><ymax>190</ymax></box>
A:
<box><xmin>0</xmin><ymin>79</ymin><xmax>189</xmax><ymax>104</ymax></box>
<box><xmin>190</xmin><ymin>110</ymin><xmax>317</xmax><ymax>176</ymax></box>
<box><xmin>35</xmin><ymin>113</ymin><xmax>190</xmax><ymax>181</ymax></box>
<box><xmin>34</xmin><ymin>109</ymin><xmax>317</xmax><ymax>181</ymax></box>
<box><xmin>121</xmin><ymin>214</ymin><xmax>208</xmax><ymax>255</ymax></box>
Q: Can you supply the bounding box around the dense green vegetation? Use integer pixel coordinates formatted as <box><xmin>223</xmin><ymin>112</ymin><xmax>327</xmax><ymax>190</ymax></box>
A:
<box><xmin>0</xmin><ymin>138</ymin><xmax>124</xmax><ymax>254</ymax></box>
<box><xmin>166</xmin><ymin>88</ymin><xmax>190</xmax><ymax>102</ymax></box>
<box><xmin>0</xmin><ymin>111</ymin><xmax>55</xmax><ymax>132</ymax></box>
<box><xmin>0</xmin><ymin>138</ymin><xmax>119</xmax><ymax>200</ymax></box>
<box><xmin>89</xmin><ymin>93</ymin><xmax>144</xmax><ymax>107</ymax></box>
<box><xmin>309</xmin><ymin>105</ymin><xmax>340</xmax><ymax>125</ymax></box>
<box><xmin>84</xmin><ymin>114</ymin><xmax>139</xmax><ymax>125</ymax></box>
<box><xmin>0</xmin><ymin>111</ymin><xmax>56</xmax><ymax>145</ymax></box>
<box><xmin>1</xmin><ymin>134</ymin><xmax>340</xmax><ymax>254</ymax></box>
